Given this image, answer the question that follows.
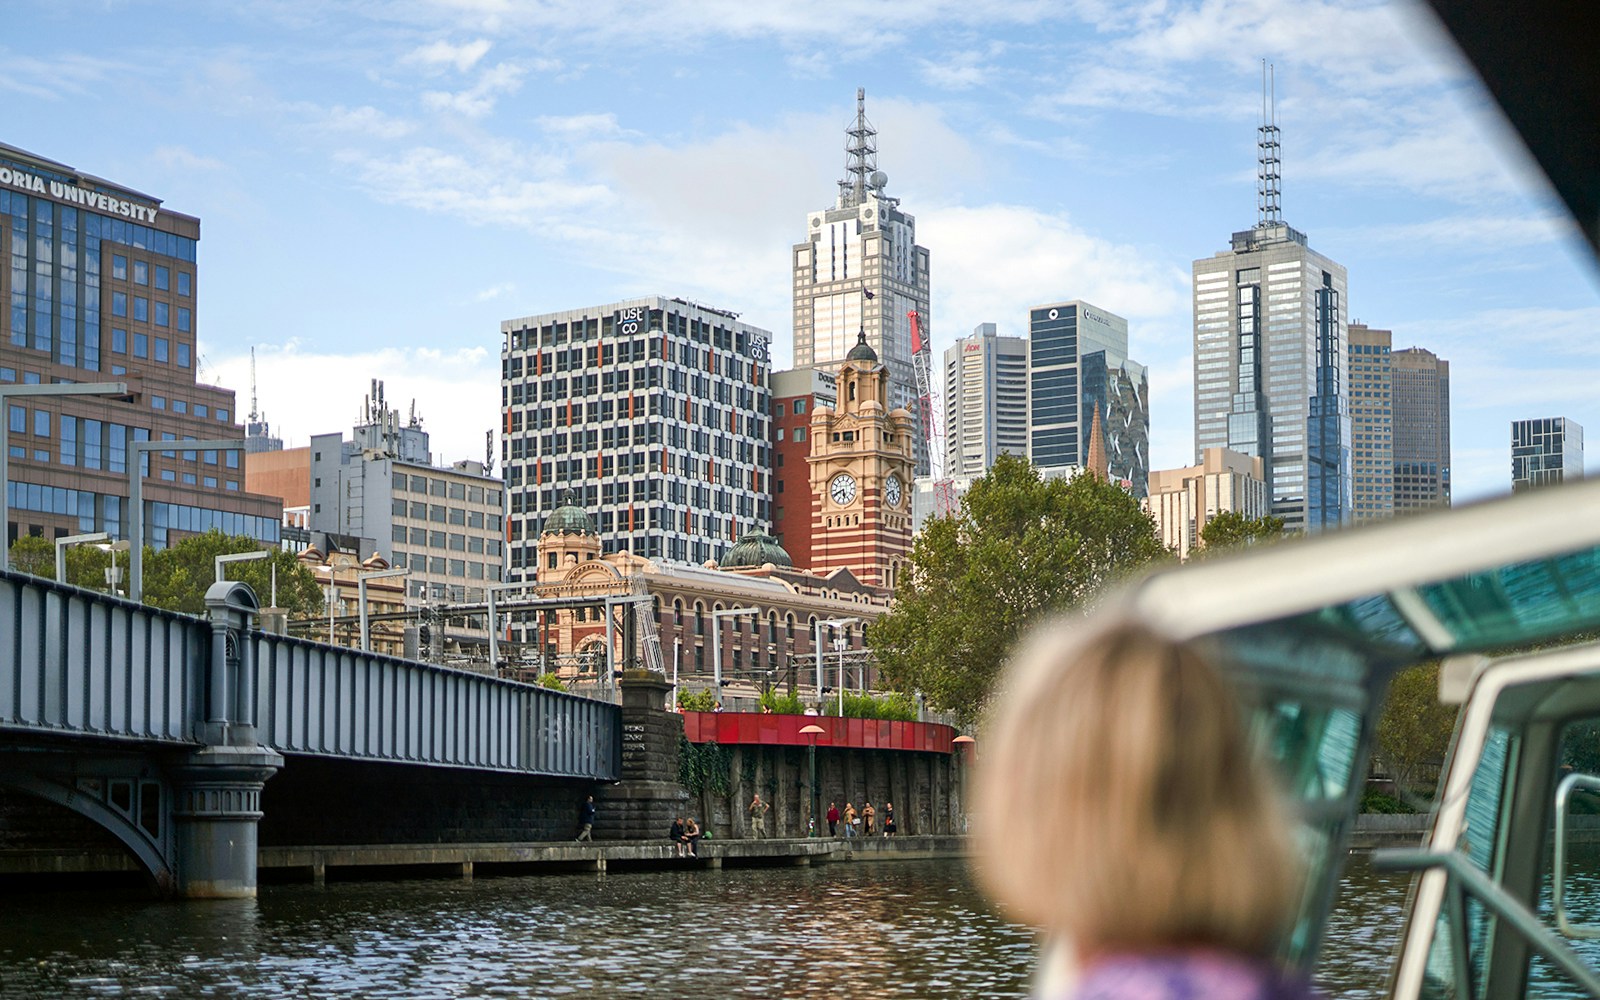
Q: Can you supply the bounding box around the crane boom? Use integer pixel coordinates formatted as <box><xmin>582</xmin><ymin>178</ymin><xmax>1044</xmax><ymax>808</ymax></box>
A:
<box><xmin>908</xmin><ymin>310</ymin><xmax>957</xmax><ymax>516</ymax></box>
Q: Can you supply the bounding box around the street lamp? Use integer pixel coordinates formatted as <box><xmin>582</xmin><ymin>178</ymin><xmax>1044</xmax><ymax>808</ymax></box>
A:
<box><xmin>710</xmin><ymin>606</ymin><xmax>759</xmax><ymax>701</ymax></box>
<box><xmin>800</xmin><ymin>723</ymin><xmax>825</xmax><ymax>838</ymax></box>
<box><xmin>833</xmin><ymin>635</ymin><xmax>851</xmax><ymax>715</ymax></box>
<box><xmin>55</xmin><ymin>531</ymin><xmax>110</xmax><ymax>584</ymax></box>
<box><xmin>127</xmin><ymin>437</ymin><xmax>246</xmax><ymax>601</ymax></box>
<box><xmin>358</xmin><ymin>566</ymin><xmax>409</xmax><ymax>651</ymax></box>
<box><xmin>0</xmin><ymin>381</ymin><xmax>129</xmax><ymax>571</ymax></box>
<box><xmin>100</xmin><ymin>539</ymin><xmax>129</xmax><ymax>596</ymax></box>
<box><xmin>814</xmin><ymin>617</ymin><xmax>858</xmax><ymax>713</ymax></box>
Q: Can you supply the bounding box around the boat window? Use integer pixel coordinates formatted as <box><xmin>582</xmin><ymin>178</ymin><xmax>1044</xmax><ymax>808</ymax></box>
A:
<box><xmin>1416</xmin><ymin>551</ymin><xmax>1600</xmax><ymax>652</ymax></box>
<box><xmin>1527</xmin><ymin>721</ymin><xmax>1600</xmax><ymax>994</ymax></box>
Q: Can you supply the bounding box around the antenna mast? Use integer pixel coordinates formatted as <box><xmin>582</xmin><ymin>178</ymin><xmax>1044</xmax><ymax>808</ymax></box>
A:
<box><xmin>249</xmin><ymin>347</ymin><xmax>260</xmax><ymax>423</ymax></box>
<box><xmin>838</xmin><ymin>87</ymin><xmax>878</xmax><ymax>209</ymax></box>
<box><xmin>1258</xmin><ymin>60</ymin><xmax>1282</xmax><ymax>226</ymax></box>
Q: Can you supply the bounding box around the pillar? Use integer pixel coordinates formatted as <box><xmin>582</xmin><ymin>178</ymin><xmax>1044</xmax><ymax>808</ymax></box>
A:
<box><xmin>169</xmin><ymin>745</ymin><xmax>283</xmax><ymax>898</ymax></box>
<box><xmin>594</xmin><ymin>669</ymin><xmax>687</xmax><ymax>840</ymax></box>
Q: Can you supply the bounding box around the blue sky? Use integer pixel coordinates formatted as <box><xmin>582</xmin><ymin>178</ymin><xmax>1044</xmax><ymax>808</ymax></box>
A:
<box><xmin>6</xmin><ymin>0</ymin><xmax>1596</xmax><ymax>502</ymax></box>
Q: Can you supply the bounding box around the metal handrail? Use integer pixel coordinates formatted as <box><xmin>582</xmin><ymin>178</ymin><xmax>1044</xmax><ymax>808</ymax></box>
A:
<box><xmin>1555</xmin><ymin>772</ymin><xmax>1600</xmax><ymax>939</ymax></box>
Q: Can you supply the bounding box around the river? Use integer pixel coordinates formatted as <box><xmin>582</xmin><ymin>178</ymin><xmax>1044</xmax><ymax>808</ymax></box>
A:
<box><xmin>0</xmin><ymin>857</ymin><xmax>1434</xmax><ymax>998</ymax></box>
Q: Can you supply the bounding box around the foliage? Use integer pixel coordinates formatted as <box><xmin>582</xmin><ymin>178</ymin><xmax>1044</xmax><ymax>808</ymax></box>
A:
<box><xmin>8</xmin><ymin>535</ymin><xmax>122</xmax><ymax>589</ymax></box>
<box><xmin>870</xmin><ymin>455</ymin><xmax>1169</xmax><ymax>725</ymax></box>
<box><xmin>537</xmin><ymin>672</ymin><xmax>567</xmax><ymax>691</ymax></box>
<box><xmin>678</xmin><ymin>735</ymin><xmax>732</xmax><ymax>796</ymax></box>
<box><xmin>820</xmin><ymin>691</ymin><xmax>918</xmax><ymax>720</ymax></box>
<box><xmin>140</xmin><ymin>531</ymin><xmax>324</xmax><ymax>618</ymax></box>
<box><xmin>759</xmin><ymin>689</ymin><xmax>807</xmax><ymax>715</ymax></box>
<box><xmin>8</xmin><ymin>536</ymin><xmax>58</xmax><ymax>578</ymax></box>
<box><xmin>1197</xmin><ymin>510</ymin><xmax>1286</xmax><ymax>555</ymax></box>
<box><xmin>677</xmin><ymin>689</ymin><xmax>717</xmax><ymax>712</ymax></box>
<box><xmin>1374</xmin><ymin>662</ymin><xmax>1458</xmax><ymax>802</ymax></box>
<box><xmin>1360</xmin><ymin>788</ymin><xmax>1412</xmax><ymax>814</ymax></box>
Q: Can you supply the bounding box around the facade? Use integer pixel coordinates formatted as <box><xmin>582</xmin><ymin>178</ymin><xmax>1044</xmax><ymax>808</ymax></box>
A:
<box><xmin>1392</xmin><ymin>346</ymin><xmax>1451</xmax><ymax>512</ymax></box>
<box><xmin>769</xmin><ymin>366</ymin><xmax>836</xmax><ymax>571</ymax></box>
<box><xmin>0</xmin><ymin>143</ymin><xmax>282</xmax><ymax>547</ymax></box>
<box><xmin>807</xmin><ymin>334</ymin><xmax>915</xmax><ymax>590</ymax></box>
<box><xmin>1512</xmin><ymin>417</ymin><xmax>1583</xmax><ymax>492</ymax></box>
<box><xmin>294</xmin><ymin>543</ymin><xmax>406</xmax><ymax>655</ymax></box>
<box><xmin>1192</xmin><ymin>222</ymin><xmax>1350</xmax><ymax>532</ymax></box>
<box><xmin>943</xmin><ymin>323</ymin><xmax>1028</xmax><ymax>477</ymax></box>
<box><xmin>1028</xmin><ymin>300</ymin><xmax>1150</xmax><ymax>497</ymax></box>
<box><xmin>307</xmin><ymin>381</ymin><xmax>505</xmax><ymax>603</ymax></box>
<box><xmin>501</xmin><ymin>296</ymin><xmax>772</xmax><ymax>574</ymax></box>
<box><xmin>1348</xmin><ymin>324</ymin><xmax>1394</xmax><ymax>523</ymax></box>
<box><xmin>792</xmin><ymin>90</ymin><xmax>932</xmax><ymax>476</ymax></box>
<box><xmin>1144</xmin><ymin>448</ymin><xmax>1269</xmax><ymax>560</ymax></box>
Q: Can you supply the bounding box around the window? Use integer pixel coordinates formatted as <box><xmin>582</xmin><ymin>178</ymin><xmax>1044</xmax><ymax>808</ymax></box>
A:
<box><xmin>133</xmin><ymin>333</ymin><xmax>147</xmax><ymax>358</ymax></box>
<box><xmin>154</xmin><ymin>266</ymin><xmax>169</xmax><ymax>291</ymax></box>
<box><xmin>154</xmin><ymin>303</ymin><xmax>169</xmax><ymax>328</ymax></box>
<box><xmin>154</xmin><ymin>338</ymin><xmax>169</xmax><ymax>362</ymax></box>
<box><xmin>195</xmin><ymin>404</ymin><xmax>207</xmax><ymax>418</ymax></box>
<box><xmin>795</xmin><ymin>399</ymin><xmax>807</xmax><ymax>414</ymax></box>
<box><xmin>112</xmin><ymin>292</ymin><xmax>127</xmax><ymax>318</ymax></box>
<box><xmin>216</xmin><ymin>408</ymin><xmax>228</xmax><ymax>422</ymax></box>
<box><xmin>8</xmin><ymin>406</ymin><xmax>23</xmax><ymax>433</ymax></box>
<box><xmin>32</xmin><ymin>411</ymin><xmax>48</xmax><ymax>437</ymax></box>
<box><xmin>112</xmin><ymin>255</ymin><xmax>127</xmax><ymax>280</ymax></box>
<box><xmin>112</xmin><ymin>329</ymin><xmax>127</xmax><ymax>353</ymax></box>
<box><xmin>795</xmin><ymin>427</ymin><xmax>807</xmax><ymax>442</ymax></box>
<box><xmin>133</xmin><ymin>261</ymin><xmax>148</xmax><ymax>286</ymax></box>
<box><xmin>133</xmin><ymin>297</ymin><xmax>148</xmax><ymax>322</ymax></box>
<box><xmin>177</xmin><ymin>272</ymin><xmax>191</xmax><ymax>296</ymax></box>
<box><xmin>177</xmin><ymin>308</ymin><xmax>191</xmax><ymax>332</ymax></box>
<box><xmin>151</xmin><ymin>395</ymin><xmax>166</xmax><ymax>410</ymax></box>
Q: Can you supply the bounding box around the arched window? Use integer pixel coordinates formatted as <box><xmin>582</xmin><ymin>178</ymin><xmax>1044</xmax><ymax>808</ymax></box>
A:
<box><xmin>694</xmin><ymin>601</ymin><xmax>705</xmax><ymax>635</ymax></box>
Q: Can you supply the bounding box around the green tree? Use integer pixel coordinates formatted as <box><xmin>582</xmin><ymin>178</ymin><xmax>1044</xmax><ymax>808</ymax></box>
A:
<box><xmin>1198</xmin><ymin>510</ymin><xmax>1286</xmax><ymax>554</ymax></box>
<box><xmin>869</xmin><ymin>455</ymin><xmax>1168</xmax><ymax>725</ymax></box>
<box><xmin>1374</xmin><ymin>662</ymin><xmax>1458</xmax><ymax>803</ymax></box>
<box><xmin>8</xmin><ymin>535</ymin><xmax>58</xmax><ymax>578</ymax></box>
<box><xmin>141</xmin><ymin>530</ymin><xmax>323</xmax><ymax>618</ymax></box>
<box><xmin>8</xmin><ymin>535</ymin><xmax>118</xmax><ymax>589</ymax></box>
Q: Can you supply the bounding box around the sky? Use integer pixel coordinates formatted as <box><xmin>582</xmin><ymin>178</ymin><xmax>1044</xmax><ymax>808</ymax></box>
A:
<box><xmin>6</xmin><ymin>0</ymin><xmax>1597</xmax><ymax>503</ymax></box>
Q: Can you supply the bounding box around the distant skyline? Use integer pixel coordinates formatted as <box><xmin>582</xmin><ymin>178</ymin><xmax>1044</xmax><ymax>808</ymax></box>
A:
<box><xmin>7</xmin><ymin>0</ymin><xmax>1596</xmax><ymax>502</ymax></box>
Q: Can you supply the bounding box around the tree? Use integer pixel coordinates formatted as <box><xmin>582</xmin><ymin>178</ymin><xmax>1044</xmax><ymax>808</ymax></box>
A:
<box><xmin>1198</xmin><ymin>509</ymin><xmax>1285</xmax><ymax>554</ymax></box>
<box><xmin>869</xmin><ymin>455</ymin><xmax>1169</xmax><ymax>725</ymax></box>
<box><xmin>8</xmin><ymin>535</ymin><xmax>119</xmax><ymax>589</ymax></box>
<box><xmin>141</xmin><ymin>530</ymin><xmax>324</xmax><ymax>618</ymax></box>
<box><xmin>8</xmin><ymin>535</ymin><xmax>57</xmax><ymax>578</ymax></box>
<box><xmin>1374</xmin><ymin>662</ymin><xmax>1459</xmax><ymax>803</ymax></box>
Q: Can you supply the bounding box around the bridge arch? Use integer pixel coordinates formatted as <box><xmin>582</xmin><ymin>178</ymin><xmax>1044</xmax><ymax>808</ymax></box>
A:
<box><xmin>0</xmin><ymin>768</ymin><xmax>175</xmax><ymax>893</ymax></box>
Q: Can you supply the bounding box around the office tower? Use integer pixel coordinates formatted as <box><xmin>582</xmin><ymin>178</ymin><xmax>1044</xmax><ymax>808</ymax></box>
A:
<box><xmin>1512</xmin><ymin>417</ymin><xmax>1583</xmax><ymax>492</ymax></box>
<box><xmin>792</xmin><ymin>89</ymin><xmax>932</xmax><ymax>475</ymax></box>
<box><xmin>501</xmin><ymin>296</ymin><xmax>772</xmax><ymax>572</ymax></box>
<box><xmin>1348</xmin><ymin>324</ymin><xmax>1393</xmax><ymax>522</ymax></box>
<box><xmin>1145</xmin><ymin>448</ymin><xmax>1269</xmax><ymax>560</ymax></box>
<box><xmin>1192</xmin><ymin>87</ymin><xmax>1350</xmax><ymax>532</ymax></box>
<box><xmin>1028</xmin><ymin>301</ymin><xmax>1150</xmax><ymax>497</ymax></box>
<box><xmin>1392</xmin><ymin>346</ymin><xmax>1451</xmax><ymax>511</ymax></box>
<box><xmin>943</xmin><ymin>323</ymin><xmax>1028</xmax><ymax>477</ymax></box>
<box><xmin>769</xmin><ymin>366</ymin><xmax>836</xmax><ymax>571</ymax></box>
<box><xmin>307</xmin><ymin>380</ymin><xmax>506</xmax><ymax>603</ymax></box>
<box><xmin>0</xmin><ymin>143</ymin><xmax>281</xmax><ymax>547</ymax></box>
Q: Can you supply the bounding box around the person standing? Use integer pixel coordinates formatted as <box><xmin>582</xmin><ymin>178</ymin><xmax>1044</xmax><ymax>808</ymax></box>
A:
<box><xmin>883</xmin><ymin>802</ymin><xmax>896</xmax><ymax>837</ymax></box>
<box><xmin>862</xmin><ymin>801</ymin><xmax>876</xmax><ymax>837</ymax></box>
<box><xmin>843</xmin><ymin>802</ymin><xmax>857</xmax><ymax>840</ymax></box>
<box><xmin>748</xmin><ymin>793</ymin><xmax>771</xmax><ymax>839</ymax></box>
<box><xmin>575</xmin><ymin>795</ymin><xmax>596</xmax><ymax>842</ymax></box>
<box><xmin>826</xmin><ymin>801</ymin><xmax>840</xmax><ymax>837</ymax></box>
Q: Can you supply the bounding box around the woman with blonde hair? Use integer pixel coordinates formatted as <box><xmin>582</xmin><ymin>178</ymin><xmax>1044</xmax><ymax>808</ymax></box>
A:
<box><xmin>975</xmin><ymin>616</ymin><xmax>1314</xmax><ymax>999</ymax></box>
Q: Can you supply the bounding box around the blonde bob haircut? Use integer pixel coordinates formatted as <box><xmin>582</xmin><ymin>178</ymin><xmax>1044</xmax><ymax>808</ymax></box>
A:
<box><xmin>975</xmin><ymin>614</ymin><xmax>1301</xmax><ymax>958</ymax></box>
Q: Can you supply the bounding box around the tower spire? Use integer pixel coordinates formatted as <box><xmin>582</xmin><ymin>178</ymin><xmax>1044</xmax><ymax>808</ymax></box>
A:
<box><xmin>838</xmin><ymin>87</ymin><xmax>879</xmax><ymax>209</ymax></box>
<box><xmin>1258</xmin><ymin>60</ymin><xmax>1282</xmax><ymax>226</ymax></box>
<box><xmin>248</xmin><ymin>346</ymin><xmax>260</xmax><ymax>423</ymax></box>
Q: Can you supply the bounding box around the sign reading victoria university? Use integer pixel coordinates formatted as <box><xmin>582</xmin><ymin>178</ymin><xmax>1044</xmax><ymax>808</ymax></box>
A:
<box><xmin>0</xmin><ymin>165</ymin><xmax>160</xmax><ymax>224</ymax></box>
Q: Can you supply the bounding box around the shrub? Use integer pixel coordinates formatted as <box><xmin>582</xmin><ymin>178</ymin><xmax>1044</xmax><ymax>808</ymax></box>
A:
<box><xmin>537</xmin><ymin>673</ymin><xmax>566</xmax><ymax>692</ymax></box>
<box><xmin>759</xmin><ymin>690</ymin><xmax>807</xmax><ymax>715</ymax></box>
<box><xmin>821</xmin><ymin>692</ymin><xmax>919</xmax><ymax>720</ymax></box>
<box><xmin>677</xmin><ymin>689</ymin><xmax>717</xmax><ymax>712</ymax></box>
<box><xmin>1361</xmin><ymin>788</ymin><xmax>1410</xmax><ymax>814</ymax></box>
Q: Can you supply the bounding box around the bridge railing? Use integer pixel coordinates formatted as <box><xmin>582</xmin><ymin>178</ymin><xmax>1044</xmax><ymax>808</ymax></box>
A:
<box><xmin>254</xmin><ymin>631</ymin><xmax>621</xmax><ymax>781</ymax></box>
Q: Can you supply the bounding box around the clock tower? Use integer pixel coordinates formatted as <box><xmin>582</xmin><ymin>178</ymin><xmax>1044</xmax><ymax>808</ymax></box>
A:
<box><xmin>808</xmin><ymin>331</ymin><xmax>915</xmax><ymax>589</ymax></box>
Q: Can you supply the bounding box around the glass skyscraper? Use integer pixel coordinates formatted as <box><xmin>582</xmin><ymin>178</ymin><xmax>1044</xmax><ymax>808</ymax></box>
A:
<box><xmin>943</xmin><ymin>323</ymin><xmax>1028</xmax><ymax>477</ymax></box>
<box><xmin>1512</xmin><ymin>417</ymin><xmax>1583</xmax><ymax>492</ymax></box>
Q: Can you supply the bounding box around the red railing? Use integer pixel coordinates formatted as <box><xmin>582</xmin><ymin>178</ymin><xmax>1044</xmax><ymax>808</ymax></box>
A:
<box><xmin>680</xmin><ymin>712</ymin><xmax>955</xmax><ymax>753</ymax></box>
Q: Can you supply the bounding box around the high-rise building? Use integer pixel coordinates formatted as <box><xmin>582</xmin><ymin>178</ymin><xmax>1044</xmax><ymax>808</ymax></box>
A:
<box><xmin>943</xmin><ymin>324</ymin><xmax>1028</xmax><ymax>477</ymax></box>
<box><xmin>1192</xmin><ymin>93</ymin><xmax>1350</xmax><ymax>532</ymax></box>
<box><xmin>769</xmin><ymin>366</ymin><xmax>836</xmax><ymax>571</ymax></box>
<box><xmin>792</xmin><ymin>89</ymin><xmax>931</xmax><ymax>475</ymax></box>
<box><xmin>501</xmin><ymin>296</ymin><xmax>772</xmax><ymax>572</ymax></box>
<box><xmin>1145</xmin><ymin>447</ymin><xmax>1268</xmax><ymax>560</ymax></box>
<box><xmin>1392</xmin><ymin>346</ymin><xmax>1451</xmax><ymax>512</ymax></box>
<box><xmin>1348</xmin><ymin>324</ymin><xmax>1393</xmax><ymax>523</ymax></box>
<box><xmin>1028</xmin><ymin>301</ymin><xmax>1149</xmax><ymax>497</ymax></box>
<box><xmin>1512</xmin><ymin>417</ymin><xmax>1583</xmax><ymax>492</ymax></box>
<box><xmin>0</xmin><ymin>142</ymin><xmax>282</xmax><ymax>548</ymax></box>
<box><xmin>307</xmin><ymin>380</ymin><xmax>506</xmax><ymax>603</ymax></box>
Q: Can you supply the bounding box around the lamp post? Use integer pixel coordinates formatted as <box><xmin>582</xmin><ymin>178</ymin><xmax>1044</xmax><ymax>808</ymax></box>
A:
<box><xmin>101</xmin><ymin>539</ymin><xmax>129</xmax><ymax>596</ymax></box>
<box><xmin>358</xmin><ymin>566</ymin><xmax>409</xmax><ymax>652</ymax></box>
<box><xmin>127</xmin><ymin>437</ymin><xmax>246</xmax><ymax>601</ymax></box>
<box><xmin>815</xmin><ymin>617</ymin><xmax>858</xmax><ymax>713</ymax></box>
<box><xmin>55</xmin><ymin>531</ymin><xmax>110</xmax><ymax>583</ymax></box>
<box><xmin>672</xmin><ymin>636</ymin><xmax>682</xmax><ymax>708</ymax></box>
<box><xmin>0</xmin><ymin>381</ymin><xmax>129</xmax><ymax>570</ymax></box>
<box><xmin>800</xmin><ymin>723</ymin><xmax>825</xmax><ymax>837</ymax></box>
<box><xmin>710</xmin><ymin>606</ymin><xmax>759</xmax><ymax>701</ymax></box>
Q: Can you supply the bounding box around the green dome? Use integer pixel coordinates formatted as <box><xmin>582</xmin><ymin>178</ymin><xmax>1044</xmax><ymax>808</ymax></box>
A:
<box><xmin>721</xmin><ymin>529</ymin><xmax>793</xmax><ymax>569</ymax></box>
<box><xmin>845</xmin><ymin>330</ymin><xmax>878</xmax><ymax>364</ymax></box>
<box><xmin>542</xmin><ymin>492</ymin><xmax>596</xmax><ymax>536</ymax></box>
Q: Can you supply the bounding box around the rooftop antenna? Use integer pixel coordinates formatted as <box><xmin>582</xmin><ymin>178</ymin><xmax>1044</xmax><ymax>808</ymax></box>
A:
<box><xmin>1258</xmin><ymin>59</ymin><xmax>1282</xmax><ymax>226</ymax></box>
<box><xmin>838</xmin><ymin>87</ymin><xmax>879</xmax><ymax>209</ymax></box>
<box><xmin>248</xmin><ymin>347</ymin><xmax>260</xmax><ymax>423</ymax></box>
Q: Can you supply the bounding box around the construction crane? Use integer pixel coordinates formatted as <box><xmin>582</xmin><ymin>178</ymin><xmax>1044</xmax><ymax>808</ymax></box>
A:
<box><xmin>908</xmin><ymin>310</ymin><xmax>957</xmax><ymax>517</ymax></box>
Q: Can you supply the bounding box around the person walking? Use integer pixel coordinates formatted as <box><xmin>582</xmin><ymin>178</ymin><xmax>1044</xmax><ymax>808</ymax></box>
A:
<box><xmin>862</xmin><ymin>801</ymin><xmax>876</xmax><ymax>837</ymax></box>
<box><xmin>883</xmin><ymin>802</ymin><xmax>896</xmax><ymax>837</ymax></box>
<box><xmin>826</xmin><ymin>802</ymin><xmax>840</xmax><ymax>837</ymax></box>
<box><xmin>575</xmin><ymin>795</ymin><xmax>596</xmax><ymax>842</ymax></box>
<box><xmin>684</xmin><ymin>816</ymin><xmax>702</xmax><ymax>857</ymax></box>
<box><xmin>748</xmin><ymin>793</ymin><xmax>770</xmax><ymax>839</ymax></box>
<box><xmin>843</xmin><ymin>802</ymin><xmax>857</xmax><ymax>840</ymax></box>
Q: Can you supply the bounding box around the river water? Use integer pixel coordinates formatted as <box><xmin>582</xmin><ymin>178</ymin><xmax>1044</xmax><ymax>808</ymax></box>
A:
<box><xmin>0</xmin><ymin>857</ymin><xmax>1429</xmax><ymax>999</ymax></box>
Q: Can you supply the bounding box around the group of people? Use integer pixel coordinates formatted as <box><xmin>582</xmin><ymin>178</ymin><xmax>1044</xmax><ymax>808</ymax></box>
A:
<box><xmin>666</xmin><ymin>816</ymin><xmax>702</xmax><ymax>857</ymax></box>
<box><xmin>823</xmin><ymin>800</ymin><xmax>895</xmax><ymax>838</ymax></box>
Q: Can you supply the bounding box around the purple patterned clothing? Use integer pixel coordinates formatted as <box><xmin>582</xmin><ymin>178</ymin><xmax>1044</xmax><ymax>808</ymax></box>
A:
<box><xmin>1071</xmin><ymin>951</ymin><xmax>1320</xmax><ymax>1000</ymax></box>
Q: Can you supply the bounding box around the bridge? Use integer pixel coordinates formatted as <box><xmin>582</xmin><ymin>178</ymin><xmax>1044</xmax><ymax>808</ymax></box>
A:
<box><xmin>0</xmin><ymin>568</ymin><xmax>620</xmax><ymax>897</ymax></box>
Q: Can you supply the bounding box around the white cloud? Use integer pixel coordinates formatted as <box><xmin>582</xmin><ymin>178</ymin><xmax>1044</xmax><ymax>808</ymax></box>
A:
<box><xmin>404</xmin><ymin>38</ymin><xmax>493</xmax><ymax>74</ymax></box>
<box><xmin>421</xmin><ymin>61</ymin><xmax>525</xmax><ymax>118</ymax></box>
<box><xmin>536</xmin><ymin>112</ymin><xmax>628</xmax><ymax>138</ymax></box>
<box><xmin>0</xmin><ymin>51</ymin><xmax>128</xmax><ymax>100</ymax></box>
<box><xmin>152</xmin><ymin>146</ymin><xmax>225</xmax><ymax>172</ymax></box>
<box><xmin>316</xmin><ymin>104</ymin><xmax>416</xmax><ymax>139</ymax></box>
<box><xmin>473</xmin><ymin>281</ymin><xmax>517</xmax><ymax>302</ymax></box>
<box><xmin>1331</xmin><ymin>212</ymin><xmax>1576</xmax><ymax>252</ymax></box>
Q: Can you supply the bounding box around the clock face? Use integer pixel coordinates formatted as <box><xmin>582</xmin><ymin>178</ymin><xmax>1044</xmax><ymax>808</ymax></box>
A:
<box><xmin>884</xmin><ymin>474</ymin><xmax>902</xmax><ymax>508</ymax></box>
<box><xmin>830</xmin><ymin>473</ymin><xmax>858</xmax><ymax>506</ymax></box>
